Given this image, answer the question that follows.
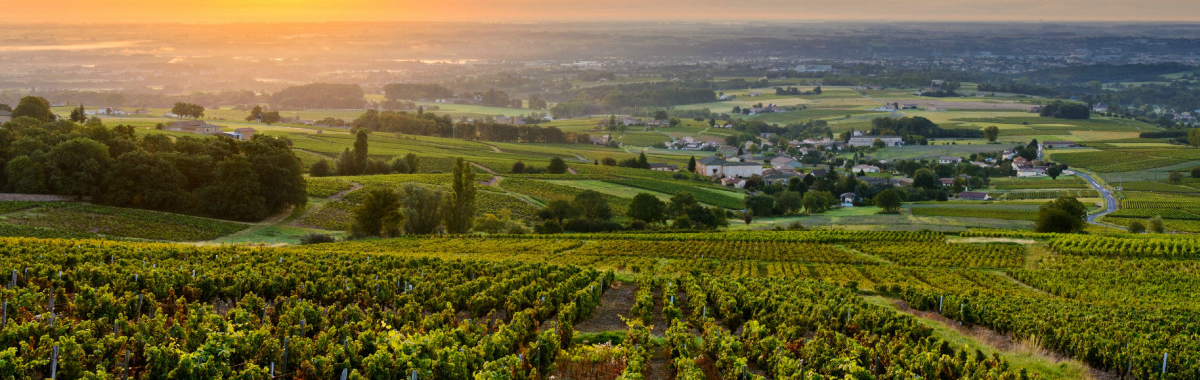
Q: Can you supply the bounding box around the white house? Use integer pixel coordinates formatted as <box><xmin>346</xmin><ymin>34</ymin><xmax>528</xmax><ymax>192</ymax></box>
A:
<box><xmin>938</xmin><ymin>157</ymin><xmax>963</xmax><ymax>164</ymax></box>
<box><xmin>852</xmin><ymin>164</ymin><xmax>880</xmax><ymax>173</ymax></box>
<box><xmin>697</xmin><ymin>156</ymin><xmax>764</xmax><ymax>178</ymax></box>
<box><xmin>848</xmin><ymin>136</ymin><xmax>904</xmax><ymax>147</ymax></box>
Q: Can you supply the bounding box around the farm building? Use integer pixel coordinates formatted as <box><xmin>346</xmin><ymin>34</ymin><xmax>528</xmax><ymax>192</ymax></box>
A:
<box><xmin>1017</xmin><ymin>167</ymin><xmax>1048</xmax><ymax>177</ymax></box>
<box><xmin>166</xmin><ymin>120</ymin><xmax>221</xmax><ymax>135</ymax></box>
<box><xmin>848</xmin><ymin>136</ymin><xmax>903</xmax><ymax>147</ymax></box>
<box><xmin>0</xmin><ymin>110</ymin><xmax>10</xmax><ymax>123</ymax></box>
<box><xmin>852</xmin><ymin>165</ymin><xmax>880</xmax><ymax>173</ymax></box>
<box><xmin>697</xmin><ymin>156</ymin><xmax>764</xmax><ymax>178</ymax></box>
<box><xmin>938</xmin><ymin>157</ymin><xmax>963</xmax><ymax>164</ymax></box>
<box><xmin>1043</xmin><ymin>141</ymin><xmax>1078</xmax><ymax>149</ymax></box>
<box><xmin>958</xmin><ymin>192</ymin><xmax>991</xmax><ymax>201</ymax></box>
<box><xmin>648</xmin><ymin>163</ymin><xmax>679</xmax><ymax>172</ymax></box>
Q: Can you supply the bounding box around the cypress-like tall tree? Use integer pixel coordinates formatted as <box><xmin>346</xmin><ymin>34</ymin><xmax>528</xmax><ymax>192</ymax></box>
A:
<box><xmin>444</xmin><ymin>158</ymin><xmax>477</xmax><ymax>233</ymax></box>
<box><xmin>353</xmin><ymin>129</ymin><xmax>369</xmax><ymax>175</ymax></box>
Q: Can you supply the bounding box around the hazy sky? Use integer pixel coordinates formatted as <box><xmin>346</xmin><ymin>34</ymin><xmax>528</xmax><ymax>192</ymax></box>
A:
<box><xmin>7</xmin><ymin>0</ymin><xmax>1200</xmax><ymax>23</ymax></box>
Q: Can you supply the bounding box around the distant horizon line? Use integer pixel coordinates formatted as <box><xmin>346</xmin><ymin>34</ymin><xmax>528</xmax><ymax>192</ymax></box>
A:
<box><xmin>5</xmin><ymin>19</ymin><xmax>1200</xmax><ymax>26</ymax></box>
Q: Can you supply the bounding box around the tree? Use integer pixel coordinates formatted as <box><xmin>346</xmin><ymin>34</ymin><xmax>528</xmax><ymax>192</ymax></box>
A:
<box><xmin>245</xmin><ymin>105</ymin><xmax>264</xmax><ymax>122</ymax></box>
<box><xmin>983</xmin><ymin>126</ymin><xmax>1000</xmax><ymax>143</ymax></box>
<box><xmin>787</xmin><ymin>177</ymin><xmax>808</xmax><ymax>194</ymax></box>
<box><xmin>70</xmin><ymin>104</ymin><xmax>87</xmax><ymax>123</ymax></box>
<box><xmin>687</xmin><ymin>156</ymin><xmax>697</xmax><ymax>173</ymax></box>
<box><xmin>912</xmin><ymin>169</ymin><xmax>938</xmax><ymax>189</ymax></box>
<box><xmin>261</xmin><ymin>111</ymin><xmax>282</xmax><ymax>125</ymax></box>
<box><xmin>404</xmin><ymin>153</ymin><xmax>420</xmax><ymax>174</ymax></box>
<box><xmin>574</xmin><ymin>190</ymin><xmax>612</xmax><ymax>221</ymax></box>
<box><xmin>802</xmin><ymin>192</ymin><xmax>834</xmax><ymax>214</ymax></box>
<box><xmin>1128</xmin><ymin>220</ymin><xmax>1146</xmax><ymax>233</ymax></box>
<box><xmin>1047</xmin><ymin>165</ymin><xmax>1063</xmax><ymax>180</ymax></box>
<box><xmin>244</xmin><ymin>136</ymin><xmax>308</xmax><ymax>215</ymax></box>
<box><xmin>5</xmin><ymin>155</ymin><xmax>47</xmax><ymax>193</ymax></box>
<box><xmin>745</xmin><ymin>195</ymin><xmax>775</xmax><ymax>217</ymax></box>
<box><xmin>628</xmin><ymin>193</ymin><xmax>666</xmax><ymax>224</ymax></box>
<box><xmin>668</xmin><ymin>192</ymin><xmax>699</xmax><ymax>219</ymax></box>
<box><xmin>399</xmin><ymin>184</ymin><xmax>445</xmax><ymax>234</ymax></box>
<box><xmin>12</xmin><ymin>96</ymin><xmax>53</xmax><ymax>122</ymax></box>
<box><xmin>636</xmin><ymin>152</ymin><xmax>649</xmax><ymax>169</ymax></box>
<box><xmin>1034</xmin><ymin>196</ymin><xmax>1088</xmax><ymax>233</ymax></box>
<box><xmin>353</xmin><ymin>129</ymin><xmax>369</xmax><ymax>174</ymax></box>
<box><xmin>1168</xmin><ymin>171</ymin><xmax>1183</xmax><ymax>184</ymax></box>
<box><xmin>872</xmin><ymin>138</ymin><xmax>885</xmax><ymax>149</ymax></box>
<box><xmin>444</xmin><ymin>158</ymin><xmax>477</xmax><ymax>234</ymax></box>
<box><xmin>335</xmin><ymin>148</ymin><xmax>356</xmax><ymax>175</ymax></box>
<box><xmin>537</xmin><ymin>200</ymin><xmax>579</xmax><ymax>224</ymax></box>
<box><xmin>196</xmin><ymin>156</ymin><xmax>268</xmax><ymax>221</ymax></box>
<box><xmin>102</xmin><ymin>150</ymin><xmax>187</xmax><ymax>211</ymax></box>
<box><xmin>548</xmin><ymin>157</ymin><xmax>568</xmax><ymax>174</ymax></box>
<box><xmin>511</xmin><ymin>161</ymin><xmax>526</xmax><ymax>174</ymax></box>
<box><xmin>1192</xmin><ymin>167</ymin><xmax>1200</xmax><ymax>179</ymax></box>
<box><xmin>1189</xmin><ymin>128</ymin><xmax>1200</xmax><ymax>147</ymax></box>
<box><xmin>47</xmin><ymin>138</ymin><xmax>113</xmax><ymax>198</ymax></box>
<box><xmin>1149</xmin><ymin>216</ymin><xmax>1165</xmax><ymax>233</ymax></box>
<box><xmin>352</xmin><ymin>188</ymin><xmax>402</xmax><ymax>237</ymax></box>
<box><xmin>874</xmin><ymin>188</ymin><xmax>902</xmax><ymax>213</ymax></box>
<box><xmin>310</xmin><ymin>159</ymin><xmax>331</xmax><ymax>177</ymax></box>
<box><xmin>775</xmin><ymin>191</ymin><xmax>803</xmax><ymax>215</ymax></box>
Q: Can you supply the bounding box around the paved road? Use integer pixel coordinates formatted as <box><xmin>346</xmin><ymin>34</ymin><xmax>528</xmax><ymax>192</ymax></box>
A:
<box><xmin>1075</xmin><ymin>170</ymin><xmax>1124</xmax><ymax>229</ymax></box>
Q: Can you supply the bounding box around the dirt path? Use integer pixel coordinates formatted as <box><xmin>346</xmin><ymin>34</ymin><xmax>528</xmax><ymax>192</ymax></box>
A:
<box><xmin>470</xmin><ymin>162</ymin><xmax>498</xmax><ymax>175</ymax></box>
<box><xmin>330</xmin><ymin>182</ymin><xmax>364</xmax><ymax>201</ymax></box>
<box><xmin>574</xmin><ymin>281</ymin><xmax>635</xmax><ymax>333</ymax></box>
<box><xmin>567</xmin><ymin>167</ymin><xmax>578</xmax><ymax>175</ymax></box>
<box><xmin>0</xmin><ymin>194</ymin><xmax>86</xmax><ymax>202</ymax></box>
<box><xmin>572</xmin><ymin>153</ymin><xmax>588</xmax><ymax>162</ymax></box>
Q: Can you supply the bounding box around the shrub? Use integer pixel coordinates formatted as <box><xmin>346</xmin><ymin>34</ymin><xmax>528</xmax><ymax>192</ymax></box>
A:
<box><xmin>299</xmin><ymin>233</ymin><xmax>337</xmax><ymax>245</ymax></box>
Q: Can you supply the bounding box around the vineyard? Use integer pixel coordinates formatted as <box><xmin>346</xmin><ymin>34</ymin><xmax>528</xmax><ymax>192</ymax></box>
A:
<box><xmin>990</xmin><ymin>177</ymin><xmax>1088</xmax><ymax>190</ymax></box>
<box><xmin>1053</xmin><ymin>148</ymin><xmax>1200</xmax><ymax>173</ymax></box>
<box><xmin>3</xmin><ymin>229</ymin><xmax>1200</xmax><ymax>378</ymax></box>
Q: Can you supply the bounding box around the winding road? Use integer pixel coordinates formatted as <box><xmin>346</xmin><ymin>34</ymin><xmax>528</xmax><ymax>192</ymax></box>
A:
<box><xmin>1075</xmin><ymin>171</ymin><xmax>1122</xmax><ymax>228</ymax></box>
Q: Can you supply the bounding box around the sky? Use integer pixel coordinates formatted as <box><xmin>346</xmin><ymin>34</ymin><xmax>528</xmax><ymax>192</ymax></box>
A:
<box><xmin>6</xmin><ymin>0</ymin><xmax>1200</xmax><ymax>23</ymax></box>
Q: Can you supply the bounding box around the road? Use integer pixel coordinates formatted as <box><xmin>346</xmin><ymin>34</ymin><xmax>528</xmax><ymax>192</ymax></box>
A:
<box><xmin>1075</xmin><ymin>170</ymin><xmax>1124</xmax><ymax>229</ymax></box>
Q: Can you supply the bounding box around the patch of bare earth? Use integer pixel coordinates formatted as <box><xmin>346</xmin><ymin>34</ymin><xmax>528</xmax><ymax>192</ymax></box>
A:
<box><xmin>574</xmin><ymin>281</ymin><xmax>635</xmax><ymax>333</ymax></box>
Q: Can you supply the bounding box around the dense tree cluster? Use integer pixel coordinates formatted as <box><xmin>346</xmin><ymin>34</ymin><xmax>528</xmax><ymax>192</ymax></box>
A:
<box><xmin>382</xmin><ymin>83</ymin><xmax>455</xmax><ymax>101</ymax></box>
<box><xmin>351</xmin><ymin>109</ymin><xmax>590</xmax><ymax>144</ymax></box>
<box><xmin>351</xmin><ymin>158</ymin><xmax>477</xmax><ymax>237</ymax></box>
<box><xmin>170</xmin><ymin>102</ymin><xmax>205</xmax><ymax>119</ymax></box>
<box><xmin>1034</xmin><ymin>196</ymin><xmax>1088</xmax><ymax>233</ymax></box>
<box><xmin>0</xmin><ymin>115</ymin><xmax>307</xmax><ymax>222</ymax></box>
<box><xmin>868</xmin><ymin>116</ymin><xmax>982</xmax><ymax>141</ymax></box>
<box><xmin>1038</xmin><ymin>100</ymin><xmax>1090</xmax><ymax>120</ymax></box>
<box><xmin>269</xmin><ymin>83</ymin><xmax>365</xmax><ymax>109</ymax></box>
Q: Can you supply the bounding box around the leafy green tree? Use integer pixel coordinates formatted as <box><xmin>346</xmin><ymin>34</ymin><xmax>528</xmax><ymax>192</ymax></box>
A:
<box><xmin>548</xmin><ymin>157</ymin><xmax>568</xmax><ymax>174</ymax></box>
<box><xmin>47</xmin><ymin>138</ymin><xmax>113</xmax><ymax>197</ymax></box>
<box><xmin>912</xmin><ymin>168</ymin><xmax>938</xmax><ymax>189</ymax></box>
<box><xmin>335</xmin><ymin>148</ymin><xmax>356</xmax><ymax>175</ymax></box>
<box><xmin>983</xmin><ymin>126</ymin><xmax>1000</xmax><ymax>143</ymax></box>
<box><xmin>537</xmin><ymin>200</ymin><xmax>579</xmax><ymax>224</ymax></box>
<box><xmin>261</xmin><ymin>111</ymin><xmax>282</xmax><ymax>125</ymax></box>
<box><xmin>1192</xmin><ymin>167</ymin><xmax>1200</xmax><ymax>179</ymax></box>
<box><xmin>5</xmin><ymin>155</ymin><xmax>47</xmax><ymax>193</ymax></box>
<box><xmin>352</xmin><ymin>188</ymin><xmax>402</xmax><ymax>237</ymax></box>
<box><xmin>628</xmin><ymin>193</ymin><xmax>666</xmax><ymax>224</ymax></box>
<box><xmin>874</xmin><ymin>188</ymin><xmax>902</xmax><ymax>213</ymax></box>
<box><xmin>444</xmin><ymin>158</ymin><xmax>477</xmax><ymax>234</ymax></box>
<box><xmin>802</xmin><ymin>191</ymin><xmax>834</xmax><ymax>214</ymax></box>
<box><xmin>1190</xmin><ymin>128</ymin><xmax>1200</xmax><ymax>147</ymax></box>
<box><xmin>245</xmin><ymin>105</ymin><xmax>264</xmax><ymax>122</ymax></box>
<box><xmin>1047</xmin><ymin>165</ymin><xmax>1063</xmax><ymax>180</ymax></box>
<box><xmin>775</xmin><ymin>191</ymin><xmax>803</xmax><ymax>215</ymax></box>
<box><xmin>400</xmin><ymin>184</ymin><xmax>445</xmax><ymax>234</ymax></box>
<box><xmin>573</xmin><ymin>190</ymin><xmax>612</xmax><ymax>221</ymax></box>
<box><xmin>244</xmin><ymin>136</ymin><xmax>308</xmax><ymax>215</ymax></box>
<box><xmin>353</xmin><ymin>129</ymin><xmax>369</xmax><ymax>174</ymax></box>
<box><xmin>745</xmin><ymin>194</ymin><xmax>775</xmax><ymax>217</ymax></box>
<box><xmin>309</xmin><ymin>159</ymin><xmax>331</xmax><ymax>177</ymax></box>
<box><xmin>69</xmin><ymin>105</ymin><xmax>87</xmax><ymax>123</ymax></box>
<box><xmin>102</xmin><ymin>150</ymin><xmax>188</xmax><ymax>211</ymax></box>
<box><xmin>636</xmin><ymin>152</ymin><xmax>649</xmax><ymax>169</ymax></box>
<box><xmin>12</xmin><ymin>96</ymin><xmax>53</xmax><ymax>122</ymax></box>
<box><xmin>390</xmin><ymin>157</ymin><xmax>411</xmax><ymax>174</ymax></box>
<box><xmin>511</xmin><ymin>161</ymin><xmax>526</xmax><ymax>174</ymax></box>
<box><xmin>404</xmin><ymin>153</ymin><xmax>420</xmax><ymax>174</ymax></box>
<box><xmin>667</xmin><ymin>192</ymin><xmax>698</xmax><ymax>219</ymax></box>
<box><xmin>1034</xmin><ymin>196</ymin><xmax>1088</xmax><ymax>233</ymax></box>
<box><xmin>1149</xmin><ymin>216</ymin><xmax>1165</xmax><ymax>233</ymax></box>
<box><xmin>196</xmin><ymin>156</ymin><xmax>267</xmax><ymax>221</ymax></box>
<box><xmin>1128</xmin><ymin>220</ymin><xmax>1146</xmax><ymax>233</ymax></box>
<box><xmin>687</xmin><ymin>156</ymin><xmax>696</xmax><ymax>173</ymax></box>
<box><xmin>1168</xmin><ymin>171</ymin><xmax>1183</xmax><ymax>184</ymax></box>
<box><xmin>872</xmin><ymin>138</ymin><xmax>886</xmax><ymax>149</ymax></box>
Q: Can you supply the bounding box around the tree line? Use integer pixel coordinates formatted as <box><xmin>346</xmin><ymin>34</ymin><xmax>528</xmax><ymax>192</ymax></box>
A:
<box><xmin>0</xmin><ymin>97</ymin><xmax>307</xmax><ymax>222</ymax></box>
<box><xmin>351</xmin><ymin>109</ymin><xmax>591</xmax><ymax>144</ymax></box>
